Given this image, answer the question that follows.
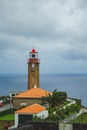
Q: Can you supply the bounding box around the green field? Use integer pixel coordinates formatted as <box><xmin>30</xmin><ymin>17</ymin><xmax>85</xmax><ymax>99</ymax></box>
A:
<box><xmin>0</xmin><ymin>125</ymin><xmax>3</xmax><ymax>130</ymax></box>
<box><xmin>0</xmin><ymin>113</ymin><xmax>14</xmax><ymax>129</ymax></box>
<box><xmin>0</xmin><ymin>114</ymin><xmax>14</xmax><ymax>120</ymax></box>
<box><xmin>71</xmin><ymin>113</ymin><xmax>87</xmax><ymax>124</ymax></box>
<box><xmin>0</xmin><ymin>109</ymin><xmax>15</xmax><ymax>129</ymax></box>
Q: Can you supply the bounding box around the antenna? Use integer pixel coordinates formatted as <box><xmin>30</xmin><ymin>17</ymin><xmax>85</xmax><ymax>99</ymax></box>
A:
<box><xmin>33</xmin><ymin>43</ymin><xmax>35</xmax><ymax>49</ymax></box>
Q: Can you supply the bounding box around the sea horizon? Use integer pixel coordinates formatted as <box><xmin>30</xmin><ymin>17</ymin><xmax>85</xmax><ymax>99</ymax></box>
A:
<box><xmin>0</xmin><ymin>73</ymin><xmax>87</xmax><ymax>107</ymax></box>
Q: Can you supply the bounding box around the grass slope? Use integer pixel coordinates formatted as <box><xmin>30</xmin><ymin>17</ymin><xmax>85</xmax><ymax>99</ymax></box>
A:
<box><xmin>71</xmin><ymin>113</ymin><xmax>87</xmax><ymax>124</ymax></box>
<box><xmin>0</xmin><ymin>114</ymin><xmax>14</xmax><ymax>120</ymax></box>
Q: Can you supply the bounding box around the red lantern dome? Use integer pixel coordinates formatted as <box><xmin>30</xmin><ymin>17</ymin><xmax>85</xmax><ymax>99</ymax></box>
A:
<box><xmin>31</xmin><ymin>48</ymin><xmax>37</xmax><ymax>53</ymax></box>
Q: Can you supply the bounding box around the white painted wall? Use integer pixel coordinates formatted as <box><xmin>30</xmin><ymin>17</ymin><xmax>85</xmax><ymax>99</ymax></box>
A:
<box><xmin>35</xmin><ymin>110</ymin><xmax>48</xmax><ymax>119</ymax></box>
<box><xmin>63</xmin><ymin>108</ymin><xmax>87</xmax><ymax>123</ymax></box>
<box><xmin>63</xmin><ymin>98</ymin><xmax>76</xmax><ymax>109</ymax></box>
<box><xmin>15</xmin><ymin>114</ymin><xmax>18</xmax><ymax>127</ymax></box>
<box><xmin>14</xmin><ymin>110</ymin><xmax>48</xmax><ymax>127</ymax></box>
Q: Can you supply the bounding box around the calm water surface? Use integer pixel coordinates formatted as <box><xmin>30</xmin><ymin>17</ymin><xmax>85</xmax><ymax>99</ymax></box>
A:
<box><xmin>0</xmin><ymin>74</ymin><xmax>87</xmax><ymax>107</ymax></box>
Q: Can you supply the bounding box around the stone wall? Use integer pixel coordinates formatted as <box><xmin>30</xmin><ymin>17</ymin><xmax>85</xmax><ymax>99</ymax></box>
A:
<box><xmin>20</xmin><ymin>121</ymin><xmax>59</xmax><ymax>130</ymax></box>
<box><xmin>73</xmin><ymin>123</ymin><xmax>87</xmax><ymax>130</ymax></box>
<box><xmin>13</xmin><ymin>98</ymin><xmax>42</xmax><ymax>109</ymax></box>
<box><xmin>28</xmin><ymin>62</ymin><xmax>40</xmax><ymax>89</ymax></box>
<box><xmin>59</xmin><ymin>123</ymin><xmax>73</xmax><ymax>130</ymax></box>
<box><xmin>10</xmin><ymin>125</ymin><xmax>34</xmax><ymax>130</ymax></box>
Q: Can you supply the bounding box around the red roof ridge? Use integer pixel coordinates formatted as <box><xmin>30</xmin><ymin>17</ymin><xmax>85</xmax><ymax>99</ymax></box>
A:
<box><xmin>31</xmin><ymin>88</ymin><xmax>49</xmax><ymax>96</ymax></box>
<box><xmin>31</xmin><ymin>88</ymin><xmax>41</xmax><ymax>97</ymax></box>
<box><xmin>30</xmin><ymin>103</ymin><xmax>45</xmax><ymax>109</ymax></box>
<box><xmin>15</xmin><ymin>103</ymin><xmax>46</xmax><ymax>114</ymax></box>
<box><xmin>14</xmin><ymin>87</ymin><xmax>52</xmax><ymax>99</ymax></box>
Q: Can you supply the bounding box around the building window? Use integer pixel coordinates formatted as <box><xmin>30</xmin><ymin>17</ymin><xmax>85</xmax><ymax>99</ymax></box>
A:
<box><xmin>20</xmin><ymin>103</ymin><xmax>26</xmax><ymax>108</ymax></box>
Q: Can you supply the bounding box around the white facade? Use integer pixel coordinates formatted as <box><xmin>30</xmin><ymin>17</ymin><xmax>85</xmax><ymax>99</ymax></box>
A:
<box><xmin>15</xmin><ymin>110</ymin><xmax>48</xmax><ymax>128</ymax></box>
<box><xmin>34</xmin><ymin>110</ymin><xmax>48</xmax><ymax>119</ymax></box>
<box><xmin>15</xmin><ymin>114</ymin><xmax>19</xmax><ymax>127</ymax></box>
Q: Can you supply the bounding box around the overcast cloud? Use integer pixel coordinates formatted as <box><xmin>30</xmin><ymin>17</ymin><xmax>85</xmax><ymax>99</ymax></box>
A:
<box><xmin>0</xmin><ymin>0</ymin><xmax>87</xmax><ymax>74</ymax></box>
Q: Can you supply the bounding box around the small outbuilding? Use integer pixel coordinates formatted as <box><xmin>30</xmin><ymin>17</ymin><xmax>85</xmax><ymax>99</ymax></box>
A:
<box><xmin>13</xmin><ymin>88</ymin><xmax>51</xmax><ymax>109</ymax></box>
<box><xmin>14</xmin><ymin>103</ymin><xmax>48</xmax><ymax>127</ymax></box>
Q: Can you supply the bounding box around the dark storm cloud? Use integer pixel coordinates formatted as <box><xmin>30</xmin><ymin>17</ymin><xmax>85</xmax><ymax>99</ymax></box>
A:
<box><xmin>0</xmin><ymin>0</ymin><xmax>87</xmax><ymax>73</ymax></box>
<box><xmin>0</xmin><ymin>0</ymin><xmax>87</xmax><ymax>39</ymax></box>
<box><xmin>62</xmin><ymin>47</ymin><xmax>87</xmax><ymax>60</ymax></box>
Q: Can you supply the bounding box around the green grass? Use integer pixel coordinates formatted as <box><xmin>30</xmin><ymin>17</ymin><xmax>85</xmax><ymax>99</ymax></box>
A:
<box><xmin>0</xmin><ymin>114</ymin><xmax>14</xmax><ymax>120</ymax></box>
<box><xmin>0</xmin><ymin>109</ymin><xmax>15</xmax><ymax>129</ymax></box>
<box><xmin>71</xmin><ymin>113</ymin><xmax>87</xmax><ymax>124</ymax></box>
<box><xmin>0</xmin><ymin>125</ymin><xmax>3</xmax><ymax>130</ymax></box>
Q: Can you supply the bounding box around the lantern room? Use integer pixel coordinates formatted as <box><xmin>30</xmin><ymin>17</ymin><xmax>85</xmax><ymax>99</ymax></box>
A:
<box><xmin>27</xmin><ymin>48</ymin><xmax>40</xmax><ymax>64</ymax></box>
<box><xmin>29</xmin><ymin>48</ymin><xmax>38</xmax><ymax>59</ymax></box>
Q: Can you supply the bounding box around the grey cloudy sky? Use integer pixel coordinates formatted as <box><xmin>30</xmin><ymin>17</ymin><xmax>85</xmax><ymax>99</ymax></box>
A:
<box><xmin>0</xmin><ymin>0</ymin><xmax>87</xmax><ymax>74</ymax></box>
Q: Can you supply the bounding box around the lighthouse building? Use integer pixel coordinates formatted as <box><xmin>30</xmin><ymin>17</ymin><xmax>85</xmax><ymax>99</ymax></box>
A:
<box><xmin>27</xmin><ymin>48</ymin><xmax>40</xmax><ymax>89</ymax></box>
<box><xmin>13</xmin><ymin>48</ymin><xmax>51</xmax><ymax>109</ymax></box>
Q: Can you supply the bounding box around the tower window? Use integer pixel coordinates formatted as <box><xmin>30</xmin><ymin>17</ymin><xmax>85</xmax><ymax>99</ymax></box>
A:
<box><xmin>32</xmin><ymin>64</ymin><xmax>35</xmax><ymax>68</ymax></box>
<box><xmin>32</xmin><ymin>54</ymin><xmax>35</xmax><ymax>58</ymax></box>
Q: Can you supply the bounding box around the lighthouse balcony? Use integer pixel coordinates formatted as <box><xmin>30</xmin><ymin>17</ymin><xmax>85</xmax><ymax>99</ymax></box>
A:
<box><xmin>27</xmin><ymin>58</ymin><xmax>40</xmax><ymax>63</ymax></box>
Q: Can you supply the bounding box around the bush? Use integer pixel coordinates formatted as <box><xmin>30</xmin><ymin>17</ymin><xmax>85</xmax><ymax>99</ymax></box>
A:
<box><xmin>0</xmin><ymin>109</ymin><xmax>15</xmax><ymax>116</ymax></box>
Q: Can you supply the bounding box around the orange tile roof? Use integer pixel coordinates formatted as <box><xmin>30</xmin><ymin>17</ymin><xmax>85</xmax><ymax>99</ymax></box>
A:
<box><xmin>15</xmin><ymin>103</ymin><xmax>46</xmax><ymax>114</ymax></box>
<box><xmin>14</xmin><ymin>88</ymin><xmax>51</xmax><ymax>98</ymax></box>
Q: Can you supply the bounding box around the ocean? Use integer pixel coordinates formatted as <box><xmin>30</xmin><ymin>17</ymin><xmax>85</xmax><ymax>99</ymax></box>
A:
<box><xmin>0</xmin><ymin>74</ymin><xmax>87</xmax><ymax>107</ymax></box>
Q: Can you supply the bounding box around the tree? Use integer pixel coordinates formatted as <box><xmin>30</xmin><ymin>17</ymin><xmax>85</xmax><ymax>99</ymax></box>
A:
<box><xmin>42</xmin><ymin>89</ymin><xmax>67</xmax><ymax>107</ymax></box>
<box><xmin>69</xmin><ymin>103</ymin><xmax>81</xmax><ymax>114</ymax></box>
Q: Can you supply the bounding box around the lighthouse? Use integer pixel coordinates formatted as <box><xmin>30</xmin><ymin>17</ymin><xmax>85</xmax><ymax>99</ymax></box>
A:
<box><xmin>27</xmin><ymin>48</ymin><xmax>40</xmax><ymax>89</ymax></box>
<box><xmin>13</xmin><ymin>48</ymin><xmax>51</xmax><ymax>109</ymax></box>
